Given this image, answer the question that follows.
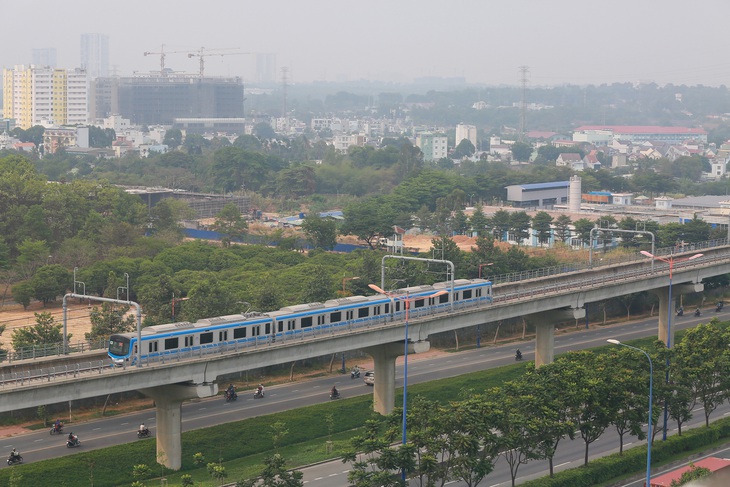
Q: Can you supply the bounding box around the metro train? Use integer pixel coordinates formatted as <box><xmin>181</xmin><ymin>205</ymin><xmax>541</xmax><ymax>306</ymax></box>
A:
<box><xmin>108</xmin><ymin>278</ymin><xmax>492</xmax><ymax>365</ymax></box>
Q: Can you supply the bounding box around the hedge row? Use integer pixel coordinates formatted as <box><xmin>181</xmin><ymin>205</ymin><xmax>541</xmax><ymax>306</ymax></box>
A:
<box><xmin>522</xmin><ymin>416</ymin><xmax>730</xmax><ymax>486</ymax></box>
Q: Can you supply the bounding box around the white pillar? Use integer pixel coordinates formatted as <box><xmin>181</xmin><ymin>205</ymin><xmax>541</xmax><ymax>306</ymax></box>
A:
<box><xmin>138</xmin><ymin>383</ymin><xmax>217</xmax><ymax>470</ymax></box>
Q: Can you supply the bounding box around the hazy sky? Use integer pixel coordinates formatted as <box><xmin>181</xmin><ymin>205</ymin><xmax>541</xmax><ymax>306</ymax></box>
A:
<box><xmin>5</xmin><ymin>0</ymin><xmax>730</xmax><ymax>87</ymax></box>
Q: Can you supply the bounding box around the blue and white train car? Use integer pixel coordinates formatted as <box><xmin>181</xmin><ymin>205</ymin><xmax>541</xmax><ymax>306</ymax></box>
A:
<box><xmin>108</xmin><ymin>278</ymin><xmax>492</xmax><ymax>365</ymax></box>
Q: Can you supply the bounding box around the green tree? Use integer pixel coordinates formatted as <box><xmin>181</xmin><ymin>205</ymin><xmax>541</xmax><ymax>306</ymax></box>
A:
<box><xmin>85</xmin><ymin>303</ymin><xmax>136</xmax><ymax>342</ymax></box>
<box><xmin>11</xmin><ymin>281</ymin><xmax>33</xmax><ymax>310</ymax></box>
<box><xmin>343</xmin><ymin>419</ymin><xmax>412</xmax><ymax>487</ymax></box>
<box><xmin>553</xmin><ymin>214</ymin><xmax>572</xmax><ymax>244</ymax></box>
<box><xmin>237</xmin><ymin>453</ymin><xmax>304</xmax><ymax>487</ymax></box>
<box><xmin>11</xmin><ymin>312</ymin><xmax>68</xmax><ymax>349</ymax></box>
<box><xmin>301</xmin><ymin>265</ymin><xmax>336</xmax><ymax>303</ymax></box>
<box><xmin>531</xmin><ymin>211</ymin><xmax>554</xmax><ymax>245</ymax></box>
<box><xmin>490</xmin><ymin>209</ymin><xmax>511</xmax><ymax>241</ymax></box>
<box><xmin>163</xmin><ymin>128</ymin><xmax>183</xmax><ymax>149</ymax></box>
<box><xmin>16</xmin><ymin>238</ymin><xmax>51</xmax><ymax>280</ymax></box>
<box><xmin>301</xmin><ymin>214</ymin><xmax>337</xmax><ymax>250</ymax></box>
<box><xmin>30</xmin><ymin>264</ymin><xmax>70</xmax><ymax>305</ymax></box>
<box><xmin>452</xmin><ymin>139</ymin><xmax>475</xmax><ymax>159</ymax></box>
<box><xmin>182</xmin><ymin>278</ymin><xmax>238</xmax><ymax>322</ymax></box>
<box><xmin>673</xmin><ymin>322</ymin><xmax>730</xmax><ymax>427</ymax></box>
<box><xmin>468</xmin><ymin>206</ymin><xmax>489</xmax><ymax>237</ymax></box>
<box><xmin>509</xmin><ymin>212</ymin><xmax>532</xmax><ymax>245</ymax></box>
<box><xmin>669</xmin><ymin>463</ymin><xmax>712</xmax><ymax>486</ymax></box>
<box><xmin>211</xmin><ymin>203</ymin><xmax>248</xmax><ymax>247</ymax></box>
<box><xmin>573</xmin><ymin>218</ymin><xmax>595</xmax><ymax>246</ymax></box>
<box><xmin>207</xmin><ymin>463</ymin><xmax>228</xmax><ymax>484</ymax></box>
<box><xmin>341</xmin><ymin>196</ymin><xmax>398</xmax><ymax>249</ymax></box>
<box><xmin>510</xmin><ymin>142</ymin><xmax>533</xmax><ymax>162</ymax></box>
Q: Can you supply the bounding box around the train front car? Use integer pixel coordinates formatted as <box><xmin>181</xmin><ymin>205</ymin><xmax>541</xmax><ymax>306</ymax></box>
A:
<box><xmin>108</xmin><ymin>334</ymin><xmax>134</xmax><ymax>366</ymax></box>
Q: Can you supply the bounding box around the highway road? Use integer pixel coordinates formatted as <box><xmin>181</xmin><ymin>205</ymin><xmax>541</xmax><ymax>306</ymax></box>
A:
<box><xmin>1</xmin><ymin>308</ymin><xmax>727</xmax><ymax>486</ymax></box>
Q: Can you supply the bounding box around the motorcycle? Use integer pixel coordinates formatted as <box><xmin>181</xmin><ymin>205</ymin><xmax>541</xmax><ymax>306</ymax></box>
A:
<box><xmin>6</xmin><ymin>454</ymin><xmax>22</xmax><ymax>466</ymax></box>
<box><xmin>253</xmin><ymin>389</ymin><xmax>265</xmax><ymax>399</ymax></box>
<box><xmin>225</xmin><ymin>390</ymin><xmax>237</xmax><ymax>402</ymax></box>
<box><xmin>66</xmin><ymin>437</ymin><xmax>81</xmax><ymax>448</ymax></box>
<box><xmin>676</xmin><ymin>308</ymin><xmax>684</xmax><ymax>317</ymax></box>
<box><xmin>350</xmin><ymin>368</ymin><xmax>360</xmax><ymax>379</ymax></box>
<box><xmin>330</xmin><ymin>390</ymin><xmax>341</xmax><ymax>400</ymax></box>
<box><xmin>717</xmin><ymin>302</ymin><xmax>724</xmax><ymax>312</ymax></box>
<box><xmin>695</xmin><ymin>309</ymin><xmax>702</xmax><ymax>317</ymax></box>
<box><xmin>137</xmin><ymin>428</ymin><xmax>151</xmax><ymax>439</ymax></box>
<box><xmin>515</xmin><ymin>352</ymin><xmax>523</xmax><ymax>361</ymax></box>
<box><xmin>50</xmin><ymin>424</ymin><xmax>63</xmax><ymax>435</ymax></box>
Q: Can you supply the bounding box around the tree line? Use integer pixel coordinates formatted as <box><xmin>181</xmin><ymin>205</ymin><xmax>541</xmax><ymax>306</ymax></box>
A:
<box><xmin>343</xmin><ymin>321</ymin><xmax>730</xmax><ymax>486</ymax></box>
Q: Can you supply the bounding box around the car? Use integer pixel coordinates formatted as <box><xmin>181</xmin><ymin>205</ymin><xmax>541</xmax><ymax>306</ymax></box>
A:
<box><xmin>363</xmin><ymin>370</ymin><xmax>374</xmax><ymax>386</ymax></box>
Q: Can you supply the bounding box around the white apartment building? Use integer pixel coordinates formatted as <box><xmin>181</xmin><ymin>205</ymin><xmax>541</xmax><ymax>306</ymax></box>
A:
<box><xmin>455</xmin><ymin>123</ymin><xmax>477</xmax><ymax>148</ymax></box>
<box><xmin>66</xmin><ymin>68</ymin><xmax>89</xmax><ymax>125</ymax></box>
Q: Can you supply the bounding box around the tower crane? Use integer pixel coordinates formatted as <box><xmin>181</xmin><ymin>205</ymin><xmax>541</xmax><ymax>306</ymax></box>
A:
<box><xmin>187</xmin><ymin>47</ymin><xmax>251</xmax><ymax>77</ymax></box>
<box><xmin>143</xmin><ymin>44</ymin><xmax>189</xmax><ymax>76</ymax></box>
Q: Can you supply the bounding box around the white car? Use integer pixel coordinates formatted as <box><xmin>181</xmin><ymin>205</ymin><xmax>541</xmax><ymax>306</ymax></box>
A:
<box><xmin>363</xmin><ymin>370</ymin><xmax>374</xmax><ymax>386</ymax></box>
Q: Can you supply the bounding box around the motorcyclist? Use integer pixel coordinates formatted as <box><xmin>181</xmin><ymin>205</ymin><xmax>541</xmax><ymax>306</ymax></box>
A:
<box><xmin>695</xmin><ymin>308</ymin><xmax>702</xmax><ymax>316</ymax></box>
<box><xmin>139</xmin><ymin>423</ymin><xmax>147</xmax><ymax>435</ymax></box>
<box><xmin>351</xmin><ymin>365</ymin><xmax>360</xmax><ymax>377</ymax></box>
<box><xmin>9</xmin><ymin>448</ymin><xmax>19</xmax><ymax>459</ymax></box>
<box><xmin>676</xmin><ymin>306</ymin><xmax>684</xmax><ymax>316</ymax></box>
<box><xmin>515</xmin><ymin>349</ymin><xmax>522</xmax><ymax>360</ymax></box>
<box><xmin>53</xmin><ymin>419</ymin><xmax>62</xmax><ymax>432</ymax></box>
<box><xmin>331</xmin><ymin>385</ymin><xmax>339</xmax><ymax>397</ymax></box>
<box><xmin>227</xmin><ymin>384</ymin><xmax>235</xmax><ymax>398</ymax></box>
<box><xmin>257</xmin><ymin>384</ymin><xmax>265</xmax><ymax>397</ymax></box>
<box><xmin>68</xmin><ymin>432</ymin><xmax>78</xmax><ymax>444</ymax></box>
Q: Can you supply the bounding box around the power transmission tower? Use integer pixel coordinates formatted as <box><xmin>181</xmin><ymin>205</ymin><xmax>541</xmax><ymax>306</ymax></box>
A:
<box><xmin>518</xmin><ymin>65</ymin><xmax>530</xmax><ymax>142</ymax></box>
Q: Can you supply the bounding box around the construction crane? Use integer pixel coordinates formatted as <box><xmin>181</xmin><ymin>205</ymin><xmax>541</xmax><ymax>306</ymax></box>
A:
<box><xmin>187</xmin><ymin>47</ymin><xmax>250</xmax><ymax>77</ymax></box>
<box><xmin>143</xmin><ymin>44</ymin><xmax>189</xmax><ymax>76</ymax></box>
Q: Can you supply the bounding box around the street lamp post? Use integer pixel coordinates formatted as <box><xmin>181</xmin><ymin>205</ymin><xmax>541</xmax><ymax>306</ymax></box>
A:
<box><xmin>640</xmin><ymin>250</ymin><xmax>702</xmax><ymax>440</ymax></box>
<box><xmin>341</xmin><ymin>275</ymin><xmax>360</xmax><ymax>295</ymax></box>
<box><xmin>368</xmin><ymin>283</ymin><xmax>446</xmax><ymax>483</ymax></box>
<box><xmin>607</xmin><ymin>339</ymin><xmax>653</xmax><ymax>487</ymax></box>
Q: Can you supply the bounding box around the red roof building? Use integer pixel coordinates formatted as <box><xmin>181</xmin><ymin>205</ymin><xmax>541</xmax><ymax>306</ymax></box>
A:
<box><xmin>648</xmin><ymin>457</ymin><xmax>730</xmax><ymax>486</ymax></box>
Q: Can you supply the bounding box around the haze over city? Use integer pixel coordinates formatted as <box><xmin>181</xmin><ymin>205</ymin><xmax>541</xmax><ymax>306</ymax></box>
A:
<box><xmin>6</xmin><ymin>0</ymin><xmax>730</xmax><ymax>86</ymax></box>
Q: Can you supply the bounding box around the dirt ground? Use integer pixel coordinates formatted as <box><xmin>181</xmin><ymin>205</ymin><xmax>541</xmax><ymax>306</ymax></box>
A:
<box><xmin>0</xmin><ymin>299</ymin><xmax>95</xmax><ymax>346</ymax></box>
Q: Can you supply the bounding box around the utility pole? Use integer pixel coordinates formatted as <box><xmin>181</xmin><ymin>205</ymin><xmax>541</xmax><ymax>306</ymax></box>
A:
<box><xmin>518</xmin><ymin>65</ymin><xmax>529</xmax><ymax>142</ymax></box>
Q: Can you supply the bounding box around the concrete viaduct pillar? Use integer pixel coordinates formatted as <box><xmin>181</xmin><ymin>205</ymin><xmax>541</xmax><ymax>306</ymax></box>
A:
<box><xmin>364</xmin><ymin>340</ymin><xmax>430</xmax><ymax>415</ymax></box>
<box><xmin>527</xmin><ymin>307</ymin><xmax>586</xmax><ymax>367</ymax></box>
<box><xmin>138</xmin><ymin>382</ymin><xmax>218</xmax><ymax>470</ymax></box>
<box><xmin>653</xmin><ymin>282</ymin><xmax>703</xmax><ymax>347</ymax></box>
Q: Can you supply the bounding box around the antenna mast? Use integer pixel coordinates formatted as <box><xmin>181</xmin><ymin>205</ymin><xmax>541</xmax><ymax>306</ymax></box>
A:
<box><xmin>518</xmin><ymin>65</ymin><xmax>529</xmax><ymax>142</ymax></box>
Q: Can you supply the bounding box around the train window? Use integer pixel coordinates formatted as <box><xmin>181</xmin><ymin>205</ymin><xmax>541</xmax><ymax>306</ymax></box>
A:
<box><xmin>385</xmin><ymin>303</ymin><xmax>390</xmax><ymax>313</ymax></box>
<box><xmin>219</xmin><ymin>331</ymin><xmax>228</xmax><ymax>341</ymax></box>
<box><xmin>165</xmin><ymin>337</ymin><xmax>179</xmax><ymax>350</ymax></box>
<box><xmin>358</xmin><ymin>307</ymin><xmax>369</xmax><ymax>318</ymax></box>
<box><xmin>395</xmin><ymin>301</ymin><xmax>402</xmax><ymax>312</ymax></box>
<box><xmin>463</xmin><ymin>290</ymin><xmax>472</xmax><ymax>299</ymax></box>
<box><xmin>330</xmin><ymin>311</ymin><xmax>341</xmax><ymax>322</ymax></box>
<box><xmin>413</xmin><ymin>299</ymin><xmax>425</xmax><ymax>309</ymax></box>
<box><xmin>148</xmin><ymin>341</ymin><xmax>158</xmax><ymax>353</ymax></box>
<box><xmin>234</xmin><ymin>327</ymin><xmax>247</xmax><ymax>339</ymax></box>
<box><xmin>200</xmin><ymin>332</ymin><xmax>213</xmax><ymax>344</ymax></box>
<box><xmin>277</xmin><ymin>321</ymin><xmax>284</xmax><ymax>332</ymax></box>
<box><xmin>265</xmin><ymin>323</ymin><xmax>271</xmax><ymax>334</ymax></box>
<box><xmin>301</xmin><ymin>316</ymin><xmax>313</xmax><ymax>328</ymax></box>
<box><xmin>185</xmin><ymin>336</ymin><xmax>193</xmax><ymax>347</ymax></box>
<box><xmin>438</xmin><ymin>293</ymin><xmax>449</xmax><ymax>304</ymax></box>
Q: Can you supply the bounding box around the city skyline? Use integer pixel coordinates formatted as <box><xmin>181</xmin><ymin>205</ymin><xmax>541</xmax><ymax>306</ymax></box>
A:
<box><xmin>6</xmin><ymin>0</ymin><xmax>730</xmax><ymax>87</ymax></box>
